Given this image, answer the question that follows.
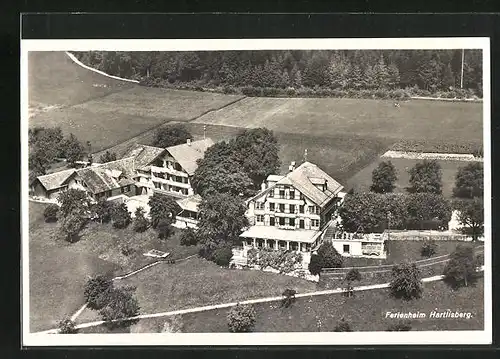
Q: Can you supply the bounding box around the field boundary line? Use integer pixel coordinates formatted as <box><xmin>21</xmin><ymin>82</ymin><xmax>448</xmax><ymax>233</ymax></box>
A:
<box><xmin>35</xmin><ymin>267</ymin><xmax>484</xmax><ymax>334</ymax></box>
<box><xmin>91</xmin><ymin>96</ymin><xmax>246</xmax><ymax>157</ymax></box>
<box><xmin>65</xmin><ymin>52</ymin><xmax>140</xmax><ymax>84</ymax></box>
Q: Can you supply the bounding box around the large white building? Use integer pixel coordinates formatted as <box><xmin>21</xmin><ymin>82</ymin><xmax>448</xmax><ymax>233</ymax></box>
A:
<box><xmin>240</xmin><ymin>161</ymin><xmax>345</xmax><ymax>252</ymax></box>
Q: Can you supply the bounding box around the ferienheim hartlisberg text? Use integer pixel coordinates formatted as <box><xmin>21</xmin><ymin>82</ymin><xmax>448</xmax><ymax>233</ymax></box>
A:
<box><xmin>385</xmin><ymin>309</ymin><xmax>473</xmax><ymax>319</ymax></box>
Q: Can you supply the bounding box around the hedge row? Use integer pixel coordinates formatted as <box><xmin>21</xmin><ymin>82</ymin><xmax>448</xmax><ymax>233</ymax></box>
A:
<box><xmin>139</xmin><ymin>77</ymin><xmax>481</xmax><ymax>101</ymax></box>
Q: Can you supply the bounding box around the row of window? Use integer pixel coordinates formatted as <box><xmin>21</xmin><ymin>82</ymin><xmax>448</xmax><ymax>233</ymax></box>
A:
<box><xmin>153</xmin><ymin>181</ymin><xmax>189</xmax><ymax>195</ymax></box>
<box><xmin>255</xmin><ymin>215</ymin><xmax>320</xmax><ymax>228</ymax></box>
<box><xmin>268</xmin><ymin>188</ymin><xmax>301</xmax><ymax>200</ymax></box>
<box><xmin>153</xmin><ymin>172</ymin><xmax>189</xmax><ymax>184</ymax></box>
<box><xmin>255</xmin><ymin>202</ymin><xmax>320</xmax><ymax>215</ymax></box>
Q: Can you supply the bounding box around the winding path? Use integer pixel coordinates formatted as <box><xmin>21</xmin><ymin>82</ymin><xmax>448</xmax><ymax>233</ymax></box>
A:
<box><xmin>34</xmin><ymin>266</ymin><xmax>484</xmax><ymax>334</ymax></box>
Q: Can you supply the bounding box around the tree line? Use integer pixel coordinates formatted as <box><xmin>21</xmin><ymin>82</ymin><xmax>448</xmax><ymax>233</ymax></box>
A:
<box><xmin>341</xmin><ymin>159</ymin><xmax>484</xmax><ymax>239</ymax></box>
<box><xmin>74</xmin><ymin>49</ymin><xmax>483</xmax><ymax>98</ymax></box>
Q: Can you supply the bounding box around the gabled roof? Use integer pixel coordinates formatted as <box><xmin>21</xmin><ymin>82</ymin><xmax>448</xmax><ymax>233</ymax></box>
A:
<box><xmin>249</xmin><ymin>161</ymin><xmax>344</xmax><ymax>206</ymax></box>
<box><xmin>286</xmin><ymin>162</ymin><xmax>344</xmax><ymax>206</ymax></box>
<box><xmin>34</xmin><ymin>169</ymin><xmax>77</xmax><ymax>191</ymax></box>
<box><xmin>76</xmin><ymin>157</ymin><xmax>136</xmax><ymax>194</ymax></box>
<box><xmin>122</xmin><ymin>144</ymin><xmax>165</xmax><ymax>169</ymax></box>
<box><xmin>165</xmin><ymin>138</ymin><xmax>214</xmax><ymax>175</ymax></box>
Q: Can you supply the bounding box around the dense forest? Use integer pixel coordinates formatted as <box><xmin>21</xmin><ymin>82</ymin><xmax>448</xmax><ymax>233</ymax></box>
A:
<box><xmin>74</xmin><ymin>50</ymin><xmax>483</xmax><ymax>99</ymax></box>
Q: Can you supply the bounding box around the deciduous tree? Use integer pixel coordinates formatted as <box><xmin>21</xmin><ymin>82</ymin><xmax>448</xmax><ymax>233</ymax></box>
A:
<box><xmin>370</xmin><ymin>161</ymin><xmax>397</xmax><ymax>193</ymax></box>
<box><xmin>111</xmin><ymin>203</ymin><xmax>131</xmax><ymax>229</ymax></box>
<box><xmin>58</xmin><ymin>188</ymin><xmax>91</xmax><ymax>218</ymax></box>
<box><xmin>148</xmin><ymin>193</ymin><xmax>180</xmax><ymax>228</ymax></box>
<box><xmin>453</xmin><ymin>162</ymin><xmax>483</xmax><ymax>199</ymax></box>
<box><xmin>153</xmin><ymin>124</ymin><xmax>192</xmax><ymax>148</ymax></box>
<box><xmin>132</xmin><ymin>206</ymin><xmax>149</xmax><ymax>233</ymax></box>
<box><xmin>408</xmin><ymin>160</ymin><xmax>443</xmax><ymax>194</ymax></box>
<box><xmin>84</xmin><ymin>275</ymin><xmax>114</xmax><ymax>310</ymax></box>
<box><xmin>454</xmin><ymin>198</ymin><xmax>484</xmax><ymax>241</ymax></box>
<box><xmin>62</xmin><ymin>133</ymin><xmax>85</xmax><ymax>167</ymax></box>
<box><xmin>43</xmin><ymin>204</ymin><xmax>60</xmax><ymax>223</ymax></box>
<box><xmin>443</xmin><ymin>245</ymin><xmax>479</xmax><ymax>289</ymax></box>
<box><xmin>100</xmin><ymin>286</ymin><xmax>140</xmax><ymax>329</ymax></box>
<box><xmin>91</xmin><ymin>197</ymin><xmax>114</xmax><ymax>224</ymax></box>
<box><xmin>59</xmin><ymin>211</ymin><xmax>87</xmax><ymax>243</ymax></box>
<box><xmin>406</xmin><ymin>193</ymin><xmax>452</xmax><ymax>230</ymax></box>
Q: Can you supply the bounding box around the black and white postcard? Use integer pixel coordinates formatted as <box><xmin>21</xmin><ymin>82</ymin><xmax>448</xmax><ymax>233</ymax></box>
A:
<box><xmin>21</xmin><ymin>37</ymin><xmax>491</xmax><ymax>346</ymax></box>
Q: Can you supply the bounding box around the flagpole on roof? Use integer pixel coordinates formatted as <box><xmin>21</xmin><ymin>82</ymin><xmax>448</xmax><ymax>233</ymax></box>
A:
<box><xmin>304</xmin><ymin>148</ymin><xmax>308</xmax><ymax>162</ymax></box>
<box><xmin>203</xmin><ymin>125</ymin><xmax>206</xmax><ymax>139</ymax></box>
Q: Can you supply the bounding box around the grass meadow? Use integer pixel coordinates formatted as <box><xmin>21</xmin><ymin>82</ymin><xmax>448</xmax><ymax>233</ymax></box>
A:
<box><xmin>79</xmin><ymin>276</ymin><xmax>484</xmax><ymax>333</ymax></box>
<box><xmin>346</xmin><ymin>157</ymin><xmax>474</xmax><ymax>197</ymax></box>
<box><xmin>28</xmin><ymin>51</ymin><xmax>243</xmax><ymax>152</ymax></box>
<box><xmin>193</xmin><ymin>96</ymin><xmax>483</xmax><ymax>144</ymax></box>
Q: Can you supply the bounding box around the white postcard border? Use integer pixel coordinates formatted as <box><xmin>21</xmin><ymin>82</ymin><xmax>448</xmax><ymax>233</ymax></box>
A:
<box><xmin>21</xmin><ymin>37</ymin><xmax>491</xmax><ymax>346</ymax></box>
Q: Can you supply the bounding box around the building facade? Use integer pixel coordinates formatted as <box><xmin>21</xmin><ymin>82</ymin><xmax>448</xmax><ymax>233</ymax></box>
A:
<box><xmin>134</xmin><ymin>138</ymin><xmax>214</xmax><ymax>198</ymax></box>
<box><xmin>240</xmin><ymin>161</ymin><xmax>345</xmax><ymax>252</ymax></box>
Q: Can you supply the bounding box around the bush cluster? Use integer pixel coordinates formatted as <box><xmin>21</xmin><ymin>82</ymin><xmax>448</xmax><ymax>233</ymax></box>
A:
<box><xmin>247</xmin><ymin>248</ymin><xmax>303</xmax><ymax>274</ymax></box>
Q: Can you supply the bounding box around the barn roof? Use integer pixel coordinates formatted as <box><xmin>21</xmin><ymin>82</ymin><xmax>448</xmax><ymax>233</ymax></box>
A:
<box><xmin>34</xmin><ymin>169</ymin><xmax>77</xmax><ymax>191</ymax></box>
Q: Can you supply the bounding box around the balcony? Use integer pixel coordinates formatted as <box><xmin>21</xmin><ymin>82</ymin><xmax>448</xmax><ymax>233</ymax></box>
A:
<box><xmin>150</xmin><ymin>165</ymin><xmax>188</xmax><ymax>178</ymax></box>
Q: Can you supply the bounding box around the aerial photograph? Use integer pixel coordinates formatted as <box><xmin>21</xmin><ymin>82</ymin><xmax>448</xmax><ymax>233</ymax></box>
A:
<box><xmin>25</xmin><ymin>44</ymin><xmax>486</xmax><ymax>339</ymax></box>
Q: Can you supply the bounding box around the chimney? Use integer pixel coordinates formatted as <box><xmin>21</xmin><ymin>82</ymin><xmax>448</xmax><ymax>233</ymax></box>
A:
<box><xmin>288</xmin><ymin>161</ymin><xmax>296</xmax><ymax>172</ymax></box>
<box><xmin>187</xmin><ymin>138</ymin><xmax>191</xmax><ymax>146</ymax></box>
<box><xmin>261</xmin><ymin>181</ymin><xmax>266</xmax><ymax>191</ymax></box>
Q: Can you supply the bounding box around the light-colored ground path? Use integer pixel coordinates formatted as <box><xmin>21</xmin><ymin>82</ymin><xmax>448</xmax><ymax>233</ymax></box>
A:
<box><xmin>35</xmin><ymin>266</ymin><xmax>484</xmax><ymax>334</ymax></box>
<box><xmin>381</xmin><ymin>150</ymin><xmax>483</xmax><ymax>162</ymax></box>
<box><xmin>65</xmin><ymin>52</ymin><xmax>139</xmax><ymax>84</ymax></box>
<box><xmin>65</xmin><ymin>254</ymin><xmax>198</xmax><ymax>325</ymax></box>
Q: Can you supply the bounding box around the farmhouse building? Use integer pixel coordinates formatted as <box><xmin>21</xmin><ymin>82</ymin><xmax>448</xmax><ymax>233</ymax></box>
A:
<box><xmin>240</xmin><ymin>161</ymin><xmax>345</xmax><ymax>252</ymax></box>
<box><xmin>30</xmin><ymin>168</ymin><xmax>78</xmax><ymax>201</ymax></box>
<box><xmin>132</xmin><ymin>138</ymin><xmax>214</xmax><ymax>198</ymax></box>
<box><xmin>74</xmin><ymin>157</ymin><xmax>137</xmax><ymax>201</ymax></box>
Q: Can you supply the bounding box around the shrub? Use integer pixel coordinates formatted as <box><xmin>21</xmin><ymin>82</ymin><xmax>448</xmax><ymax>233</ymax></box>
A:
<box><xmin>420</xmin><ymin>240</ymin><xmax>437</xmax><ymax>258</ymax></box>
<box><xmin>180</xmin><ymin>227</ymin><xmax>198</xmax><ymax>246</ymax></box>
<box><xmin>227</xmin><ymin>304</ymin><xmax>256</xmax><ymax>332</ymax></box>
<box><xmin>389</xmin><ymin>263</ymin><xmax>422</xmax><ymax>300</ymax></box>
<box><xmin>157</xmin><ymin>218</ymin><xmax>174</xmax><ymax>239</ymax></box>
<box><xmin>247</xmin><ymin>248</ymin><xmax>303</xmax><ymax>274</ymax></box>
<box><xmin>58</xmin><ymin>318</ymin><xmax>78</xmax><ymax>334</ymax></box>
<box><xmin>43</xmin><ymin>204</ymin><xmax>60</xmax><ymax>223</ymax></box>
<box><xmin>281</xmin><ymin>288</ymin><xmax>297</xmax><ymax>308</ymax></box>
<box><xmin>443</xmin><ymin>245</ymin><xmax>479</xmax><ymax>289</ymax></box>
<box><xmin>99</xmin><ymin>286</ymin><xmax>140</xmax><ymax>329</ymax></box>
<box><xmin>213</xmin><ymin>245</ymin><xmax>233</xmax><ymax>267</ymax></box>
<box><xmin>334</xmin><ymin>318</ymin><xmax>352</xmax><ymax>332</ymax></box>
<box><xmin>317</xmin><ymin>241</ymin><xmax>343</xmax><ymax>268</ymax></box>
<box><xmin>387</xmin><ymin>321</ymin><xmax>412</xmax><ymax>331</ymax></box>
<box><xmin>84</xmin><ymin>275</ymin><xmax>114</xmax><ymax>310</ymax></box>
<box><xmin>345</xmin><ymin>268</ymin><xmax>362</xmax><ymax>282</ymax></box>
<box><xmin>308</xmin><ymin>254</ymin><xmax>323</xmax><ymax>275</ymax></box>
<box><xmin>120</xmin><ymin>243</ymin><xmax>135</xmax><ymax>257</ymax></box>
